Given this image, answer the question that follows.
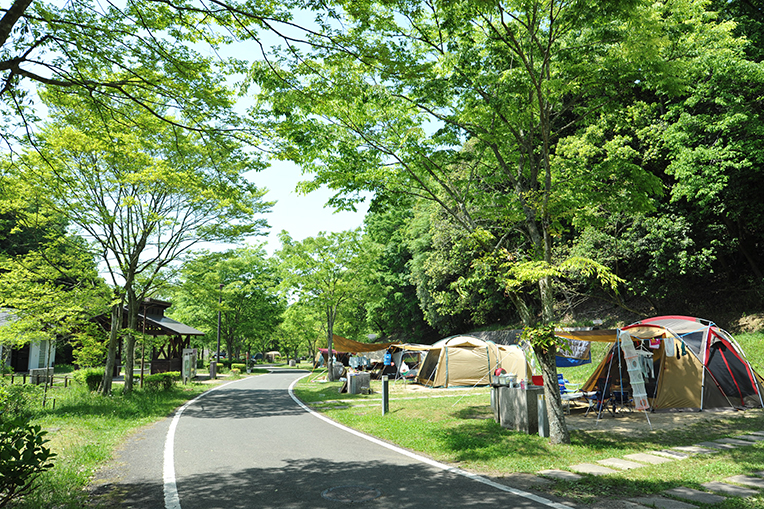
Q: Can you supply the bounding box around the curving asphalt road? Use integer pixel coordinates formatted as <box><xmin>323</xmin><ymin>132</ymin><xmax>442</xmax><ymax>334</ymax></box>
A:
<box><xmin>94</xmin><ymin>368</ymin><xmax>569</xmax><ymax>509</ymax></box>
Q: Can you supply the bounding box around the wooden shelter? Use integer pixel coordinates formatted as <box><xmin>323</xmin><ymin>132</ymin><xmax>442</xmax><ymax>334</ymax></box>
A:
<box><xmin>97</xmin><ymin>298</ymin><xmax>205</xmax><ymax>375</ymax></box>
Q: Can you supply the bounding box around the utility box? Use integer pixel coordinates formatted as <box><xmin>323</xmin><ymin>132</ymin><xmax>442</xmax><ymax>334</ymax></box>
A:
<box><xmin>498</xmin><ymin>386</ymin><xmax>545</xmax><ymax>434</ymax></box>
<box><xmin>182</xmin><ymin>348</ymin><xmax>197</xmax><ymax>384</ymax></box>
<box><xmin>348</xmin><ymin>372</ymin><xmax>371</xmax><ymax>394</ymax></box>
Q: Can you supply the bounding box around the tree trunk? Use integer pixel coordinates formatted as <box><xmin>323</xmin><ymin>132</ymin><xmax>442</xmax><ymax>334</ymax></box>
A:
<box><xmin>535</xmin><ymin>344</ymin><xmax>570</xmax><ymax>445</ymax></box>
<box><xmin>326</xmin><ymin>305</ymin><xmax>335</xmax><ymax>382</ymax></box>
<box><xmin>100</xmin><ymin>304</ymin><xmax>121</xmax><ymax>395</ymax></box>
<box><xmin>123</xmin><ymin>292</ymin><xmax>139</xmax><ymax>394</ymax></box>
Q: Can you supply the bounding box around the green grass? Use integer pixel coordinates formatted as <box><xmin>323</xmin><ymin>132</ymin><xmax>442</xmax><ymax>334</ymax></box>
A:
<box><xmin>4</xmin><ymin>380</ymin><xmax>213</xmax><ymax>509</ymax></box>
<box><xmin>294</xmin><ymin>335</ymin><xmax>764</xmax><ymax>506</ymax></box>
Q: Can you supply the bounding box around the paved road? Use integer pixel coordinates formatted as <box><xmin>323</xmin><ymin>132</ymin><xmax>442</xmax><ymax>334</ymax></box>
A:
<box><xmin>94</xmin><ymin>369</ymin><xmax>567</xmax><ymax>509</ymax></box>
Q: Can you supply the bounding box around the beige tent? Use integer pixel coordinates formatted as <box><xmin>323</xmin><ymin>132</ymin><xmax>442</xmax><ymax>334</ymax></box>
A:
<box><xmin>416</xmin><ymin>335</ymin><xmax>532</xmax><ymax>388</ymax></box>
<box><xmin>565</xmin><ymin>316</ymin><xmax>764</xmax><ymax>411</ymax></box>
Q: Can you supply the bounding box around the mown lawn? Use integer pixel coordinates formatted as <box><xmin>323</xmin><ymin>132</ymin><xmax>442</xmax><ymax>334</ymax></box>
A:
<box><xmin>294</xmin><ymin>331</ymin><xmax>764</xmax><ymax>507</ymax></box>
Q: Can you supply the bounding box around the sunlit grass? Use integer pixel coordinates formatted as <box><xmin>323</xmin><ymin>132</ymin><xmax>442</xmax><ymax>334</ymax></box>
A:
<box><xmin>294</xmin><ymin>336</ymin><xmax>764</xmax><ymax>504</ymax></box>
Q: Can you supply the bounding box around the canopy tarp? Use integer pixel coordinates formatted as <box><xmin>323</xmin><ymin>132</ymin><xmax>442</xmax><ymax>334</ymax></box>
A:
<box><xmin>555</xmin><ymin>329</ymin><xmax>619</xmax><ymax>343</ymax></box>
<box><xmin>330</xmin><ymin>334</ymin><xmax>398</xmax><ymax>353</ymax></box>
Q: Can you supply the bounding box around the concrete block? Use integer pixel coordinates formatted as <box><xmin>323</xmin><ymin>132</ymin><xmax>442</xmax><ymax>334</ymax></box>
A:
<box><xmin>651</xmin><ymin>450</ymin><xmax>691</xmax><ymax>460</ymax></box>
<box><xmin>724</xmin><ymin>475</ymin><xmax>764</xmax><ymax>489</ymax></box>
<box><xmin>697</xmin><ymin>441</ymin><xmax>737</xmax><ymax>450</ymax></box>
<box><xmin>664</xmin><ymin>487</ymin><xmax>726</xmax><ymax>505</ymax></box>
<box><xmin>624</xmin><ymin>453</ymin><xmax>674</xmax><ymax>465</ymax></box>
<box><xmin>537</xmin><ymin>469</ymin><xmax>583</xmax><ymax>482</ymax></box>
<box><xmin>715</xmin><ymin>438</ymin><xmax>755</xmax><ymax>446</ymax></box>
<box><xmin>672</xmin><ymin>446</ymin><xmax>718</xmax><ymax>454</ymax></box>
<box><xmin>702</xmin><ymin>481</ymin><xmax>758</xmax><ymax>498</ymax></box>
<box><xmin>628</xmin><ymin>496</ymin><xmax>699</xmax><ymax>509</ymax></box>
<box><xmin>598</xmin><ymin>458</ymin><xmax>647</xmax><ymax>470</ymax></box>
<box><xmin>570</xmin><ymin>463</ymin><xmax>619</xmax><ymax>476</ymax></box>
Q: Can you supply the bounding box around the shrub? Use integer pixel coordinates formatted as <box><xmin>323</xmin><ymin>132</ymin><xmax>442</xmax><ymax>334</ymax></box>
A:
<box><xmin>231</xmin><ymin>363</ymin><xmax>246</xmax><ymax>371</ymax></box>
<box><xmin>196</xmin><ymin>359</ymin><xmax>205</xmax><ymax>369</ymax></box>
<box><xmin>230</xmin><ymin>368</ymin><xmax>241</xmax><ymax>379</ymax></box>
<box><xmin>72</xmin><ymin>368</ymin><xmax>104</xmax><ymax>392</ymax></box>
<box><xmin>0</xmin><ymin>418</ymin><xmax>56</xmax><ymax>508</ymax></box>
<box><xmin>143</xmin><ymin>372</ymin><xmax>180</xmax><ymax>391</ymax></box>
<box><xmin>0</xmin><ymin>382</ymin><xmax>41</xmax><ymax>421</ymax></box>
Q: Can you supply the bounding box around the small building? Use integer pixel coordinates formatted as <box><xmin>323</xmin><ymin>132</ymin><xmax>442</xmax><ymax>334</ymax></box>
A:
<box><xmin>0</xmin><ymin>308</ymin><xmax>56</xmax><ymax>373</ymax></box>
<box><xmin>96</xmin><ymin>298</ymin><xmax>205</xmax><ymax>375</ymax></box>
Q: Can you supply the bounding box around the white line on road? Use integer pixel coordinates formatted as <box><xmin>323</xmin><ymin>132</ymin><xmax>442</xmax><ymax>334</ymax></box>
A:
<box><xmin>163</xmin><ymin>379</ymin><xmax>241</xmax><ymax>509</ymax></box>
<box><xmin>288</xmin><ymin>374</ymin><xmax>570</xmax><ymax>509</ymax></box>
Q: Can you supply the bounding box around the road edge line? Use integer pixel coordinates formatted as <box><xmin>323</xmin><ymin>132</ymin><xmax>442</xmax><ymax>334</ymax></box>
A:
<box><xmin>163</xmin><ymin>379</ymin><xmax>242</xmax><ymax>509</ymax></box>
<box><xmin>287</xmin><ymin>374</ymin><xmax>569</xmax><ymax>509</ymax></box>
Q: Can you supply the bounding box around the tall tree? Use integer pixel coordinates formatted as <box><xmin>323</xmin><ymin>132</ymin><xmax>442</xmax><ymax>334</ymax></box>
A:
<box><xmin>18</xmin><ymin>89</ymin><xmax>272</xmax><ymax>394</ymax></box>
<box><xmin>250</xmin><ymin>0</ymin><xmax>742</xmax><ymax>443</ymax></box>
<box><xmin>0</xmin><ymin>0</ymin><xmax>291</xmax><ymax>147</ymax></box>
<box><xmin>0</xmin><ymin>172</ymin><xmax>109</xmax><ymax>362</ymax></box>
<box><xmin>276</xmin><ymin>229</ymin><xmax>369</xmax><ymax>381</ymax></box>
<box><xmin>170</xmin><ymin>247</ymin><xmax>285</xmax><ymax>362</ymax></box>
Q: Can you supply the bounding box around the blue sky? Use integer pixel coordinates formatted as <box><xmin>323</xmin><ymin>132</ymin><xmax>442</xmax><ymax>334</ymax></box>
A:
<box><xmin>246</xmin><ymin>159</ymin><xmax>370</xmax><ymax>254</ymax></box>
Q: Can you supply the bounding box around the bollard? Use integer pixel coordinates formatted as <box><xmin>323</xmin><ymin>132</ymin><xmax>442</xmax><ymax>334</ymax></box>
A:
<box><xmin>537</xmin><ymin>393</ymin><xmax>550</xmax><ymax>438</ymax></box>
<box><xmin>382</xmin><ymin>375</ymin><xmax>389</xmax><ymax>415</ymax></box>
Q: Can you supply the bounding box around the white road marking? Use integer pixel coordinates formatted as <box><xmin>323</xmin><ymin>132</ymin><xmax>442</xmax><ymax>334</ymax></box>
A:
<box><xmin>288</xmin><ymin>374</ymin><xmax>570</xmax><ymax>509</ymax></box>
<box><xmin>163</xmin><ymin>379</ymin><xmax>240</xmax><ymax>509</ymax></box>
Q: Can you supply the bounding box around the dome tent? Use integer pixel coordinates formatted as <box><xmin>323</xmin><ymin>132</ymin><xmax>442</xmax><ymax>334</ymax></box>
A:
<box><xmin>416</xmin><ymin>335</ymin><xmax>532</xmax><ymax>388</ymax></box>
<box><xmin>571</xmin><ymin>316</ymin><xmax>764</xmax><ymax>411</ymax></box>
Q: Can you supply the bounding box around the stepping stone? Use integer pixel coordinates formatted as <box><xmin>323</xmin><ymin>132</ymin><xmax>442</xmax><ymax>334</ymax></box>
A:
<box><xmin>747</xmin><ymin>431</ymin><xmax>764</xmax><ymax>437</ymax></box>
<box><xmin>664</xmin><ymin>487</ymin><xmax>726</xmax><ymax>505</ymax></box>
<box><xmin>537</xmin><ymin>469</ymin><xmax>583</xmax><ymax>481</ymax></box>
<box><xmin>598</xmin><ymin>458</ymin><xmax>646</xmax><ymax>470</ymax></box>
<box><xmin>754</xmin><ymin>471</ymin><xmax>764</xmax><ymax>478</ymax></box>
<box><xmin>629</xmin><ymin>496</ymin><xmax>699</xmax><ymax>509</ymax></box>
<box><xmin>725</xmin><ymin>475</ymin><xmax>764</xmax><ymax>489</ymax></box>
<box><xmin>697</xmin><ymin>441</ymin><xmax>737</xmax><ymax>450</ymax></box>
<box><xmin>624</xmin><ymin>453</ymin><xmax>674</xmax><ymax>465</ymax></box>
<box><xmin>652</xmin><ymin>449</ymin><xmax>691</xmax><ymax>460</ymax></box>
<box><xmin>702</xmin><ymin>481</ymin><xmax>758</xmax><ymax>498</ymax></box>
<box><xmin>673</xmin><ymin>446</ymin><xmax>718</xmax><ymax>454</ymax></box>
<box><xmin>715</xmin><ymin>438</ymin><xmax>755</xmax><ymax>446</ymax></box>
<box><xmin>735</xmin><ymin>434</ymin><xmax>764</xmax><ymax>442</ymax></box>
<box><xmin>570</xmin><ymin>463</ymin><xmax>619</xmax><ymax>475</ymax></box>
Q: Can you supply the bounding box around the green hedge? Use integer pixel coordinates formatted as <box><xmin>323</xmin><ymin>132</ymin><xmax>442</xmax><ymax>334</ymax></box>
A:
<box><xmin>231</xmin><ymin>363</ymin><xmax>246</xmax><ymax>371</ymax></box>
<box><xmin>72</xmin><ymin>368</ymin><xmax>104</xmax><ymax>392</ymax></box>
<box><xmin>143</xmin><ymin>372</ymin><xmax>180</xmax><ymax>391</ymax></box>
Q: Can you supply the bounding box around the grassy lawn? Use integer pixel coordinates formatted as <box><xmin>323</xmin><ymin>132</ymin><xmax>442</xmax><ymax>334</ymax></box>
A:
<box><xmin>293</xmin><ymin>332</ymin><xmax>764</xmax><ymax>507</ymax></box>
<box><xmin>1</xmin><ymin>376</ymin><xmax>235</xmax><ymax>509</ymax></box>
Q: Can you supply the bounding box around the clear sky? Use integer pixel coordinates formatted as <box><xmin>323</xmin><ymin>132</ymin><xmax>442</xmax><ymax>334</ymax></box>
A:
<box><xmin>246</xmin><ymin>159</ymin><xmax>370</xmax><ymax>254</ymax></box>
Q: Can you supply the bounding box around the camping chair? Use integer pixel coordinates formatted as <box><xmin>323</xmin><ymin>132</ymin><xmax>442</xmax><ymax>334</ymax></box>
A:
<box><xmin>611</xmin><ymin>388</ymin><xmax>633</xmax><ymax>413</ymax></box>
<box><xmin>558</xmin><ymin>374</ymin><xmax>582</xmax><ymax>414</ymax></box>
<box><xmin>585</xmin><ymin>378</ymin><xmax>615</xmax><ymax>417</ymax></box>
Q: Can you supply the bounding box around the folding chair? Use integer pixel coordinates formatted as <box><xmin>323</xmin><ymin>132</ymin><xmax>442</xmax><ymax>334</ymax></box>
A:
<box><xmin>558</xmin><ymin>374</ymin><xmax>582</xmax><ymax>414</ymax></box>
<box><xmin>585</xmin><ymin>378</ymin><xmax>615</xmax><ymax>417</ymax></box>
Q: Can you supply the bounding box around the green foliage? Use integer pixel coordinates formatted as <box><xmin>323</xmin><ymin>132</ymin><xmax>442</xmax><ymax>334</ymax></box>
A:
<box><xmin>0</xmin><ymin>382</ymin><xmax>42</xmax><ymax>422</ymax></box>
<box><xmin>142</xmin><ymin>372</ymin><xmax>180</xmax><ymax>391</ymax></box>
<box><xmin>0</xmin><ymin>418</ymin><xmax>56</xmax><ymax>508</ymax></box>
<box><xmin>520</xmin><ymin>324</ymin><xmax>567</xmax><ymax>355</ymax></box>
<box><xmin>72</xmin><ymin>368</ymin><xmax>104</xmax><ymax>392</ymax></box>
<box><xmin>169</xmin><ymin>247</ymin><xmax>285</xmax><ymax>369</ymax></box>
<box><xmin>229</xmin><ymin>368</ymin><xmax>241</xmax><ymax>379</ymax></box>
<box><xmin>230</xmin><ymin>363</ymin><xmax>246</xmax><ymax>371</ymax></box>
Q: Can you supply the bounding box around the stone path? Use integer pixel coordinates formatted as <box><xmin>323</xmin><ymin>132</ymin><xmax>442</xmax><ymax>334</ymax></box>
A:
<box><xmin>538</xmin><ymin>432</ymin><xmax>764</xmax><ymax>507</ymax></box>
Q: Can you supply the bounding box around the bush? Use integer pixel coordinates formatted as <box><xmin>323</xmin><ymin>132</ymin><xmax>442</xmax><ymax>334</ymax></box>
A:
<box><xmin>0</xmin><ymin>418</ymin><xmax>56</xmax><ymax>508</ymax></box>
<box><xmin>0</xmin><ymin>382</ymin><xmax>41</xmax><ymax>421</ymax></box>
<box><xmin>72</xmin><ymin>368</ymin><xmax>104</xmax><ymax>392</ymax></box>
<box><xmin>231</xmin><ymin>363</ymin><xmax>246</xmax><ymax>371</ymax></box>
<box><xmin>143</xmin><ymin>372</ymin><xmax>180</xmax><ymax>391</ymax></box>
<box><xmin>196</xmin><ymin>359</ymin><xmax>205</xmax><ymax>369</ymax></box>
<box><xmin>230</xmin><ymin>368</ymin><xmax>241</xmax><ymax>379</ymax></box>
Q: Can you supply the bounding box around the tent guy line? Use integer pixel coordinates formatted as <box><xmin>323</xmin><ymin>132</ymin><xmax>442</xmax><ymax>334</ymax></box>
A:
<box><xmin>288</xmin><ymin>374</ymin><xmax>570</xmax><ymax>509</ymax></box>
